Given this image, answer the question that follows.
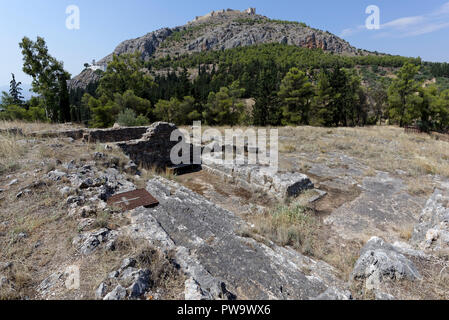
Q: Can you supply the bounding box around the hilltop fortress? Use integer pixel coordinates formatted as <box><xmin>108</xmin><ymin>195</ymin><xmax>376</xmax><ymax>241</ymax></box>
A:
<box><xmin>191</xmin><ymin>8</ymin><xmax>256</xmax><ymax>23</ymax></box>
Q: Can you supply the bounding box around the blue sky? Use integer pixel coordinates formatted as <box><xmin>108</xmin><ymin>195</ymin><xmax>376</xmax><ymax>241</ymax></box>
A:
<box><xmin>1</xmin><ymin>0</ymin><xmax>449</xmax><ymax>87</ymax></box>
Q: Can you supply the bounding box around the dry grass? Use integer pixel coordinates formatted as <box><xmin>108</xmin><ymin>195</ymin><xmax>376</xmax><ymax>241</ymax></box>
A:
<box><xmin>0</xmin><ymin>133</ymin><xmax>28</xmax><ymax>175</ymax></box>
<box><xmin>399</xmin><ymin>225</ymin><xmax>414</xmax><ymax>241</ymax></box>
<box><xmin>0</xmin><ymin>120</ymin><xmax>84</xmax><ymax>135</ymax></box>
<box><xmin>247</xmin><ymin>204</ymin><xmax>318</xmax><ymax>254</ymax></box>
<box><xmin>279</xmin><ymin>143</ymin><xmax>297</xmax><ymax>154</ymax></box>
<box><xmin>241</xmin><ymin>203</ymin><xmax>361</xmax><ymax>280</ymax></box>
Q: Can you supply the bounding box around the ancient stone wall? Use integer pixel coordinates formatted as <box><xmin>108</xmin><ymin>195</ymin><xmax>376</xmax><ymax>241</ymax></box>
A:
<box><xmin>83</xmin><ymin>127</ymin><xmax>150</xmax><ymax>143</ymax></box>
<box><xmin>116</xmin><ymin>122</ymin><xmax>179</xmax><ymax>168</ymax></box>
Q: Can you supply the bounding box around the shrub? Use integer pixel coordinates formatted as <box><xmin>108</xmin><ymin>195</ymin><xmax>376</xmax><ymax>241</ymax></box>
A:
<box><xmin>116</xmin><ymin>108</ymin><xmax>149</xmax><ymax>127</ymax></box>
<box><xmin>0</xmin><ymin>105</ymin><xmax>28</xmax><ymax>121</ymax></box>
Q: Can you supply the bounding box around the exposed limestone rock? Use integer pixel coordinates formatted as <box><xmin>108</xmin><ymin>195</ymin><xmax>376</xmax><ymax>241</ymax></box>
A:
<box><xmin>351</xmin><ymin>237</ymin><xmax>421</xmax><ymax>291</ymax></box>
<box><xmin>95</xmin><ymin>282</ymin><xmax>108</xmax><ymax>299</ymax></box>
<box><xmin>324</xmin><ymin>172</ymin><xmax>425</xmax><ymax>242</ymax></box>
<box><xmin>103</xmin><ymin>285</ymin><xmax>127</xmax><ymax>300</ymax></box>
<box><xmin>202</xmin><ymin>159</ymin><xmax>314</xmax><ymax>199</ymax></box>
<box><xmin>67</xmin><ymin>68</ymin><xmax>102</xmax><ymax>92</ymax></box>
<box><xmin>123</xmin><ymin>176</ymin><xmax>349</xmax><ymax>300</ymax></box>
<box><xmin>184</xmin><ymin>278</ymin><xmax>210</xmax><ymax>300</ymax></box>
<box><xmin>411</xmin><ymin>189</ymin><xmax>449</xmax><ymax>251</ymax></box>
<box><xmin>72</xmin><ymin>228</ymin><xmax>118</xmax><ymax>255</ymax></box>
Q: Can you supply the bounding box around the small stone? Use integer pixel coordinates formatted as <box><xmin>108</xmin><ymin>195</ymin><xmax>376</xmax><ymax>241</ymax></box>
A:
<box><xmin>66</xmin><ymin>195</ymin><xmax>84</xmax><ymax>206</ymax></box>
<box><xmin>77</xmin><ymin>218</ymin><xmax>95</xmax><ymax>231</ymax></box>
<box><xmin>95</xmin><ymin>282</ymin><xmax>108</xmax><ymax>299</ymax></box>
<box><xmin>103</xmin><ymin>285</ymin><xmax>127</xmax><ymax>300</ymax></box>
<box><xmin>16</xmin><ymin>189</ymin><xmax>32</xmax><ymax>198</ymax></box>
<box><xmin>60</xmin><ymin>186</ymin><xmax>73</xmax><ymax>196</ymax></box>
<box><xmin>79</xmin><ymin>178</ymin><xmax>94</xmax><ymax>189</ymax></box>
<box><xmin>426</xmin><ymin>229</ymin><xmax>440</xmax><ymax>243</ymax></box>
<box><xmin>47</xmin><ymin>170</ymin><xmax>67</xmax><ymax>181</ymax></box>
<box><xmin>17</xmin><ymin>232</ymin><xmax>28</xmax><ymax>240</ymax></box>
<box><xmin>7</xmin><ymin>179</ymin><xmax>18</xmax><ymax>186</ymax></box>
<box><xmin>62</xmin><ymin>160</ymin><xmax>76</xmax><ymax>171</ymax></box>
<box><xmin>94</xmin><ymin>152</ymin><xmax>106</xmax><ymax>160</ymax></box>
<box><xmin>0</xmin><ymin>262</ymin><xmax>13</xmax><ymax>271</ymax></box>
<box><xmin>120</xmin><ymin>258</ymin><xmax>137</xmax><ymax>271</ymax></box>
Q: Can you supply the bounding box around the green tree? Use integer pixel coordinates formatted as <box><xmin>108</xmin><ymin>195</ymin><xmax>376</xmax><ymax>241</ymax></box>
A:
<box><xmin>312</xmin><ymin>67</ymin><xmax>366</xmax><ymax>127</ymax></box>
<box><xmin>97</xmin><ymin>53</ymin><xmax>155</xmax><ymax>100</ymax></box>
<box><xmin>0</xmin><ymin>91</ymin><xmax>15</xmax><ymax>108</ymax></box>
<box><xmin>203</xmin><ymin>81</ymin><xmax>245</xmax><ymax>125</ymax></box>
<box><xmin>434</xmin><ymin>89</ymin><xmax>449</xmax><ymax>131</ymax></box>
<box><xmin>19</xmin><ymin>36</ymin><xmax>71</xmax><ymax>122</ymax></box>
<box><xmin>369</xmin><ymin>80</ymin><xmax>388</xmax><ymax>124</ymax></box>
<box><xmin>154</xmin><ymin>96</ymin><xmax>199</xmax><ymax>124</ymax></box>
<box><xmin>113</xmin><ymin>90</ymin><xmax>152</xmax><ymax>117</ymax></box>
<box><xmin>154</xmin><ymin>98</ymin><xmax>180</xmax><ymax>123</ymax></box>
<box><xmin>9</xmin><ymin>74</ymin><xmax>24</xmax><ymax>106</ymax></box>
<box><xmin>278</xmin><ymin>67</ymin><xmax>314</xmax><ymax>125</ymax></box>
<box><xmin>387</xmin><ymin>63</ymin><xmax>421</xmax><ymax>127</ymax></box>
<box><xmin>313</xmin><ymin>69</ymin><xmax>337</xmax><ymax>126</ymax></box>
<box><xmin>85</xmin><ymin>94</ymin><xmax>118</xmax><ymax>128</ymax></box>
<box><xmin>116</xmin><ymin>108</ymin><xmax>149</xmax><ymax>127</ymax></box>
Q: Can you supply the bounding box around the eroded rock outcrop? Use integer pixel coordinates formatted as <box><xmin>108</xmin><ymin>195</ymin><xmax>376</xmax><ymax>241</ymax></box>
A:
<box><xmin>351</xmin><ymin>237</ymin><xmax>421</xmax><ymax>291</ymax></box>
<box><xmin>411</xmin><ymin>189</ymin><xmax>449</xmax><ymax>251</ymax></box>
<box><xmin>203</xmin><ymin>160</ymin><xmax>314</xmax><ymax>199</ymax></box>
<box><xmin>123</xmin><ymin>176</ymin><xmax>350</xmax><ymax>300</ymax></box>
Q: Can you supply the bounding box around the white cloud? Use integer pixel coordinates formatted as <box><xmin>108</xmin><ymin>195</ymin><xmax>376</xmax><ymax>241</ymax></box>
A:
<box><xmin>382</xmin><ymin>16</ymin><xmax>424</xmax><ymax>30</ymax></box>
<box><xmin>435</xmin><ymin>1</ymin><xmax>449</xmax><ymax>15</ymax></box>
<box><xmin>341</xmin><ymin>2</ymin><xmax>449</xmax><ymax>38</ymax></box>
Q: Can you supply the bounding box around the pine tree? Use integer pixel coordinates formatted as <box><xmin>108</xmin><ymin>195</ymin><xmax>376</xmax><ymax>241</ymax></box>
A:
<box><xmin>278</xmin><ymin>68</ymin><xmax>314</xmax><ymax>125</ymax></box>
<box><xmin>9</xmin><ymin>73</ymin><xmax>24</xmax><ymax>106</ymax></box>
<box><xmin>387</xmin><ymin>63</ymin><xmax>421</xmax><ymax>127</ymax></box>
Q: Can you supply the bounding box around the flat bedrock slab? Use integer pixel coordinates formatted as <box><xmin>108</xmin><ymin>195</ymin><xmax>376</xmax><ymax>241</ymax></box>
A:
<box><xmin>324</xmin><ymin>172</ymin><xmax>426</xmax><ymax>242</ymax></box>
<box><xmin>124</xmin><ymin>177</ymin><xmax>350</xmax><ymax>300</ymax></box>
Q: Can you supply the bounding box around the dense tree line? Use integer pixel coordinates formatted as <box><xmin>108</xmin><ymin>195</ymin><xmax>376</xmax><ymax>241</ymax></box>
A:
<box><xmin>2</xmin><ymin>40</ymin><xmax>449</xmax><ymax>132</ymax></box>
<box><xmin>426</xmin><ymin>62</ymin><xmax>449</xmax><ymax>78</ymax></box>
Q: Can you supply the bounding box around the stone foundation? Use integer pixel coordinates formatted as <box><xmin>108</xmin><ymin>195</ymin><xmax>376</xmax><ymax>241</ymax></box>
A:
<box><xmin>83</xmin><ymin>127</ymin><xmax>150</xmax><ymax>143</ymax></box>
<box><xmin>116</xmin><ymin>122</ymin><xmax>179</xmax><ymax>168</ymax></box>
<box><xmin>202</xmin><ymin>157</ymin><xmax>314</xmax><ymax>199</ymax></box>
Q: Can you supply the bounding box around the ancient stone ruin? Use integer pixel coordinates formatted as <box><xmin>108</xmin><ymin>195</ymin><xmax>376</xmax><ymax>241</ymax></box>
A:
<box><xmin>192</xmin><ymin>8</ymin><xmax>257</xmax><ymax>23</ymax></box>
<box><xmin>24</xmin><ymin>122</ymin><xmax>318</xmax><ymax>200</ymax></box>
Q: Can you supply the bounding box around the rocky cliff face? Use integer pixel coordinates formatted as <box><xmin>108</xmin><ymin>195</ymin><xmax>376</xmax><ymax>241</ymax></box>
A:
<box><xmin>69</xmin><ymin>9</ymin><xmax>362</xmax><ymax>91</ymax></box>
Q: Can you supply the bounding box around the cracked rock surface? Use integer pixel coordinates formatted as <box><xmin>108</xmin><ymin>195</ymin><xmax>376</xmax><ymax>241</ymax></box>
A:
<box><xmin>124</xmin><ymin>177</ymin><xmax>350</xmax><ymax>300</ymax></box>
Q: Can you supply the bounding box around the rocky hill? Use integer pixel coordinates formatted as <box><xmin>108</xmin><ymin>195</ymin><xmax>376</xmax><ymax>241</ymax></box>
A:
<box><xmin>69</xmin><ymin>8</ymin><xmax>364</xmax><ymax>91</ymax></box>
